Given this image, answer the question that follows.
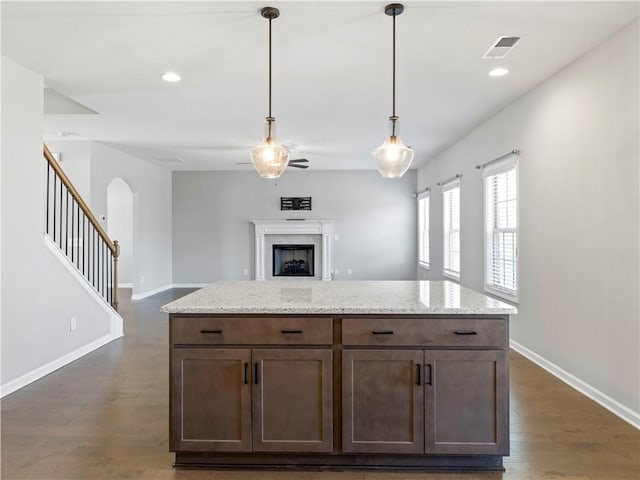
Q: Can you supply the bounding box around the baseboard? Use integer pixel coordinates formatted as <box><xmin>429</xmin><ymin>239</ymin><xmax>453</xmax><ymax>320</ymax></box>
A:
<box><xmin>131</xmin><ymin>284</ymin><xmax>174</xmax><ymax>300</ymax></box>
<box><xmin>510</xmin><ymin>339</ymin><xmax>640</xmax><ymax>429</ymax></box>
<box><xmin>1</xmin><ymin>331</ymin><xmax>123</xmax><ymax>398</ymax></box>
<box><xmin>118</xmin><ymin>283</ymin><xmax>133</xmax><ymax>288</ymax></box>
<box><xmin>170</xmin><ymin>283</ymin><xmax>208</xmax><ymax>289</ymax></box>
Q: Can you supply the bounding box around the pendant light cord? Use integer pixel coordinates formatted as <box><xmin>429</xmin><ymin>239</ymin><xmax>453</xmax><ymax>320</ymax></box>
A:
<box><xmin>390</xmin><ymin>11</ymin><xmax>398</xmax><ymax>138</ymax></box>
<box><xmin>269</xmin><ymin>16</ymin><xmax>272</xmax><ymax>120</ymax></box>
<box><xmin>392</xmin><ymin>12</ymin><xmax>396</xmax><ymax>120</ymax></box>
<box><xmin>267</xmin><ymin>16</ymin><xmax>273</xmax><ymax>140</ymax></box>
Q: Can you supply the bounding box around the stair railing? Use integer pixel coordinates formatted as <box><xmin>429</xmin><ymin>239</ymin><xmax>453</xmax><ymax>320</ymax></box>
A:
<box><xmin>43</xmin><ymin>145</ymin><xmax>120</xmax><ymax>311</ymax></box>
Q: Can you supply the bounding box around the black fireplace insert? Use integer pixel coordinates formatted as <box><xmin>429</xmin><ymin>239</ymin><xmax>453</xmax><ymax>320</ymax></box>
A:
<box><xmin>272</xmin><ymin>244</ymin><xmax>314</xmax><ymax>277</ymax></box>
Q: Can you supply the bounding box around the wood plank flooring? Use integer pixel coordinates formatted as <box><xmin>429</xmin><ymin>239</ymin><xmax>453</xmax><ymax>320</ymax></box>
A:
<box><xmin>2</xmin><ymin>289</ymin><xmax>638</xmax><ymax>480</ymax></box>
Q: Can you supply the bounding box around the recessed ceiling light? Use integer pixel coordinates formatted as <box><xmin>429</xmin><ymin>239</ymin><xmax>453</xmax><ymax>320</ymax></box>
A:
<box><xmin>161</xmin><ymin>72</ymin><xmax>181</xmax><ymax>82</ymax></box>
<box><xmin>489</xmin><ymin>67</ymin><xmax>509</xmax><ymax>77</ymax></box>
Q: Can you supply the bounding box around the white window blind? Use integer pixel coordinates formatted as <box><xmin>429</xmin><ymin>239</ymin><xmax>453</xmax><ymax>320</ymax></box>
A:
<box><xmin>442</xmin><ymin>179</ymin><xmax>460</xmax><ymax>279</ymax></box>
<box><xmin>418</xmin><ymin>192</ymin><xmax>429</xmax><ymax>268</ymax></box>
<box><xmin>484</xmin><ymin>157</ymin><xmax>518</xmax><ymax>299</ymax></box>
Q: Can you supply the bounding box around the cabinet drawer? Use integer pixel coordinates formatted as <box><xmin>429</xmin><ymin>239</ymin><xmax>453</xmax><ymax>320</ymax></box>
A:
<box><xmin>171</xmin><ymin>316</ymin><xmax>333</xmax><ymax>345</ymax></box>
<box><xmin>342</xmin><ymin>318</ymin><xmax>507</xmax><ymax>348</ymax></box>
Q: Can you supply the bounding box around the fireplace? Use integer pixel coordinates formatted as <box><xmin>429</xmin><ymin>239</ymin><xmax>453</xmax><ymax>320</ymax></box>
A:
<box><xmin>252</xmin><ymin>220</ymin><xmax>334</xmax><ymax>281</ymax></box>
<box><xmin>273</xmin><ymin>244</ymin><xmax>314</xmax><ymax>277</ymax></box>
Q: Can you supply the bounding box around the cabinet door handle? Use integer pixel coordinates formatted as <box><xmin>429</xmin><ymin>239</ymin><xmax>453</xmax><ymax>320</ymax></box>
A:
<box><xmin>416</xmin><ymin>363</ymin><xmax>421</xmax><ymax>386</ymax></box>
<box><xmin>243</xmin><ymin>363</ymin><xmax>248</xmax><ymax>385</ymax></box>
<box><xmin>254</xmin><ymin>363</ymin><xmax>259</xmax><ymax>385</ymax></box>
<box><xmin>281</xmin><ymin>329</ymin><xmax>303</xmax><ymax>334</ymax></box>
<box><xmin>454</xmin><ymin>330</ymin><xmax>477</xmax><ymax>335</ymax></box>
<box><xmin>426</xmin><ymin>363</ymin><xmax>433</xmax><ymax>385</ymax></box>
<box><xmin>200</xmin><ymin>329</ymin><xmax>223</xmax><ymax>334</ymax></box>
<box><xmin>372</xmin><ymin>330</ymin><xmax>394</xmax><ymax>335</ymax></box>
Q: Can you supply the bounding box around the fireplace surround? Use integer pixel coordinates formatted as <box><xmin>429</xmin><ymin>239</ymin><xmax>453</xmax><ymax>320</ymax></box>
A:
<box><xmin>252</xmin><ymin>220</ymin><xmax>335</xmax><ymax>281</ymax></box>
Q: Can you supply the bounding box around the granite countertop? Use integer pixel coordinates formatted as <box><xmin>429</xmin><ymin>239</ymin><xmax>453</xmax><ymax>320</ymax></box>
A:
<box><xmin>161</xmin><ymin>280</ymin><xmax>517</xmax><ymax>315</ymax></box>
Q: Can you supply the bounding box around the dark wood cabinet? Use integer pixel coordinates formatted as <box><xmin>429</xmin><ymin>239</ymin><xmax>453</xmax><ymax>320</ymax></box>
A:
<box><xmin>170</xmin><ymin>317</ymin><xmax>334</xmax><ymax>454</ymax></box>
<box><xmin>342</xmin><ymin>349</ymin><xmax>424</xmax><ymax>454</ymax></box>
<box><xmin>253</xmin><ymin>349</ymin><xmax>333</xmax><ymax>452</ymax></box>
<box><xmin>340</xmin><ymin>318</ymin><xmax>509</xmax><ymax>457</ymax></box>
<box><xmin>171</xmin><ymin>348</ymin><xmax>251</xmax><ymax>452</ymax></box>
<box><xmin>169</xmin><ymin>313</ymin><xmax>510</xmax><ymax>471</ymax></box>
<box><xmin>425</xmin><ymin>349</ymin><xmax>508</xmax><ymax>455</ymax></box>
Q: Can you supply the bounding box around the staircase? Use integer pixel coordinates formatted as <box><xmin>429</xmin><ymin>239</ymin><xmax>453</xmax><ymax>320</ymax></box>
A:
<box><xmin>43</xmin><ymin>145</ymin><xmax>120</xmax><ymax>310</ymax></box>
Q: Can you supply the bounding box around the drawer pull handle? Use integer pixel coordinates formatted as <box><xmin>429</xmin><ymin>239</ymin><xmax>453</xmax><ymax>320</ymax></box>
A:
<box><xmin>281</xmin><ymin>329</ymin><xmax>303</xmax><ymax>334</ymax></box>
<box><xmin>201</xmin><ymin>329</ymin><xmax>223</xmax><ymax>334</ymax></box>
<box><xmin>416</xmin><ymin>363</ymin><xmax>421</xmax><ymax>386</ymax></box>
<box><xmin>426</xmin><ymin>363</ymin><xmax>433</xmax><ymax>385</ymax></box>
<box><xmin>254</xmin><ymin>363</ymin><xmax>259</xmax><ymax>385</ymax></box>
<box><xmin>243</xmin><ymin>363</ymin><xmax>248</xmax><ymax>385</ymax></box>
<box><xmin>454</xmin><ymin>330</ymin><xmax>478</xmax><ymax>335</ymax></box>
<box><xmin>372</xmin><ymin>330</ymin><xmax>394</xmax><ymax>335</ymax></box>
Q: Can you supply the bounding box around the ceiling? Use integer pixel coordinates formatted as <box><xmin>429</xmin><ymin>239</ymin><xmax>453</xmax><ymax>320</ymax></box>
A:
<box><xmin>2</xmin><ymin>1</ymin><xmax>638</xmax><ymax>171</ymax></box>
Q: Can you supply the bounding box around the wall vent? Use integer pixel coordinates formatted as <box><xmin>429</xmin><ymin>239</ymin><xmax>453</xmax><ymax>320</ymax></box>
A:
<box><xmin>483</xmin><ymin>36</ymin><xmax>523</xmax><ymax>59</ymax></box>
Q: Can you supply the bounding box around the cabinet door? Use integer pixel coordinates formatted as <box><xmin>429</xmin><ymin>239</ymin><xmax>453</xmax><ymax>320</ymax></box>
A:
<box><xmin>424</xmin><ymin>349</ymin><xmax>508</xmax><ymax>455</ymax></box>
<box><xmin>252</xmin><ymin>348</ymin><xmax>333</xmax><ymax>452</ymax></box>
<box><xmin>171</xmin><ymin>348</ymin><xmax>251</xmax><ymax>452</ymax></box>
<box><xmin>342</xmin><ymin>349</ymin><xmax>424</xmax><ymax>454</ymax></box>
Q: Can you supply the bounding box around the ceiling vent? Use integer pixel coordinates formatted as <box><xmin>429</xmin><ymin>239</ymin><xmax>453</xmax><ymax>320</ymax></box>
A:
<box><xmin>483</xmin><ymin>36</ymin><xmax>523</xmax><ymax>59</ymax></box>
<box><xmin>156</xmin><ymin>157</ymin><xmax>185</xmax><ymax>164</ymax></box>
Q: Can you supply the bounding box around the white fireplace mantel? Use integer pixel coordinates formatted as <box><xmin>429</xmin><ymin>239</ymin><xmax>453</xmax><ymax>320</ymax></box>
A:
<box><xmin>252</xmin><ymin>220</ymin><xmax>335</xmax><ymax>281</ymax></box>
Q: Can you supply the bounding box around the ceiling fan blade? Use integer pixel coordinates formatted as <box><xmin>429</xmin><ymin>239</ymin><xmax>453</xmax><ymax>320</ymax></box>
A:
<box><xmin>289</xmin><ymin>158</ymin><xmax>309</xmax><ymax>163</ymax></box>
<box><xmin>288</xmin><ymin>164</ymin><xmax>309</xmax><ymax>169</ymax></box>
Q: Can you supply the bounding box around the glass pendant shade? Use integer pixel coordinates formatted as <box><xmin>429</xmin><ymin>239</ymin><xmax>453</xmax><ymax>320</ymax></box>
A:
<box><xmin>373</xmin><ymin>3</ymin><xmax>414</xmax><ymax>178</ymax></box>
<box><xmin>250</xmin><ymin>118</ymin><xmax>289</xmax><ymax>179</ymax></box>
<box><xmin>372</xmin><ymin>118</ymin><xmax>414</xmax><ymax>178</ymax></box>
<box><xmin>251</xmin><ymin>7</ymin><xmax>290</xmax><ymax>179</ymax></box>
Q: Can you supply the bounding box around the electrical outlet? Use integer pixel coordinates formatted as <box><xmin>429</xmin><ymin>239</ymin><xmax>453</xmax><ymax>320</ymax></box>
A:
<box><xmin>347</xmin><ymin>268</ymin><xmax>353</xmax><ymax>275</ymax></box>
<box><xmin>334</xmin><ymin>234</ymin><xmax>339</xmax><ymax>241</ymax></box>
<box><xmin>70</xmin><ymin>317</ymin><xmax>77</xmax><ymax>331</ymax></box>
<box><xmin>243</xmin><ymin>269</ymin><xmax>249</xmax><ymax>276</ymax></box>
<box><xmin>140</xmin><ymin>275</ymin><xmax>144</xmax><ymax>284</ymax></box>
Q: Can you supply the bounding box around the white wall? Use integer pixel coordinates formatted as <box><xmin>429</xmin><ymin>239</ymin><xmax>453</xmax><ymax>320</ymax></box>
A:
<box><xmin>90</xmin><ymin>142</ymin><xmax>172</xmax><ymax>297</ymax></box>
<box><xmin>417</xmin><ymin>20</ymin><xmax>639</xmax><ymax>423</ymax></box>
<box><xmin>1</xmin><ymin>56</ymin><xmax>120</xmax><ymax>393</ymax></box>
<box><xmin>107</xmin><ymin>178</ymin><xmax>134</xmax><ymax>285</ymax></box>
<box><xmin>43</xmin><ymin>140</ymin><xmax>91</xmax><ymax>201</ymax></box>
<box><xmin>172</xmin><ymin>170</ymin><xmax>417</xmax><ymax>283</ymax></box>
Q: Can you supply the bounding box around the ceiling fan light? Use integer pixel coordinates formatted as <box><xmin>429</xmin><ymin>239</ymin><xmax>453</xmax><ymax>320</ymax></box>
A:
<box><xmin>372</xmin><ymin>135</ymin><xmax>414</xmax><ymax>178</ymax></box>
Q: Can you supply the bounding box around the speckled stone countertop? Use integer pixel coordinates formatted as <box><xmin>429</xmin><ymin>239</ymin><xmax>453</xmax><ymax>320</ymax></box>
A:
<box><xmin>161</xmin><ymin>281</ymin><xmax>517</xmax><ymax>315</ymax></box>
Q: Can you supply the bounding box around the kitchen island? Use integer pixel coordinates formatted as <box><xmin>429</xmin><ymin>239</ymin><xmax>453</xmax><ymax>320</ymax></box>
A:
<box><xmin>162</xmin><ymin>280</ymin><xmax>517</xmax><ymax>471</ymax></box>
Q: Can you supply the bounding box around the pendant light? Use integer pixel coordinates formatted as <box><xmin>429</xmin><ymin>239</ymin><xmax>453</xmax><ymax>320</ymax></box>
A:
<box><xmin>250</xmin><ymin>6</ymin><xmax>290</xmax><ymax>179</ymax></box>
<box><xmin>372</xmin><ymin>3</ymin><xmax>414</xmax><ymax>178</ymax></box>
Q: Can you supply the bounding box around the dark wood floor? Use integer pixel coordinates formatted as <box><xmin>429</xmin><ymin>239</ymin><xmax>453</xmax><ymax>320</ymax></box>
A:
<box><xmin>1</xmin><ymin>289</ymin><xmax>638</xmax><ymax>480</ymax></box>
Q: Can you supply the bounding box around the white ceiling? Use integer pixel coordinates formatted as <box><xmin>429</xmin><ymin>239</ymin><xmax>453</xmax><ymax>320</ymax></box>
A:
<box><xmin>2</xmin><ymin>1</ymin><xmax>638</xmax><ymax>171</ymax></box>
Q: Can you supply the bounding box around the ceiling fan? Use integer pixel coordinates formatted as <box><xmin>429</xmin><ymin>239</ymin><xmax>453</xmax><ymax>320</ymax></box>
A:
<box><xmin>236</xmin><ymin>158</ymin><xmax>309</xmax><ymax>169</ymax></box>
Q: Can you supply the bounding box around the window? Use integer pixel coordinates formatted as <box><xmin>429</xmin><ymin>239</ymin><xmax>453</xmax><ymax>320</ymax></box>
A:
<box><xmin>417</xmin><ymin>191</ymin><xmax>429</xmax><ymax>268</ymax></box>
<box><xmin>484</xmin><ymin>157</ymin><xmax>518</xmax><ymax>300</ymax></box>
<box><xmin>442</xmin><ymin>179</ymin><xmax>460</xmax><ymax>280</ymax></box>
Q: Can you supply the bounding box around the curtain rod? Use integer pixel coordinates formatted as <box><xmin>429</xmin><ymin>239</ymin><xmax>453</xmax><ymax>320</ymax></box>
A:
<box><xmin>414</xmin><ymin>187</ymin><xmax>430</xmax><ymax>198</ymax></box>
<box><xmin>475</xmin><ymin>149</ymin><xmax>520</xmax><ymax>170</ymax></box>
<box><xmin>437</xmin><ymin>173</ymin><xmax>462</xmax><ymax>187</ymax></box>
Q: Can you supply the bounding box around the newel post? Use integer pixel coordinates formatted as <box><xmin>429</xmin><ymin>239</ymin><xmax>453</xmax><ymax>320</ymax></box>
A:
<box><xmin>113</xmin><ymin>240</ymin><xmax>120</xmax><ymax>311</ymax></box>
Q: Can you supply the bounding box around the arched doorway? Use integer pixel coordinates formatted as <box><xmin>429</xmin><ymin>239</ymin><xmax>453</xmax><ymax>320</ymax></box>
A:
<box><xmin>107</xmin><ymin>178</ymin><xmax>134</xmax><ymax>291</ymax></box>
